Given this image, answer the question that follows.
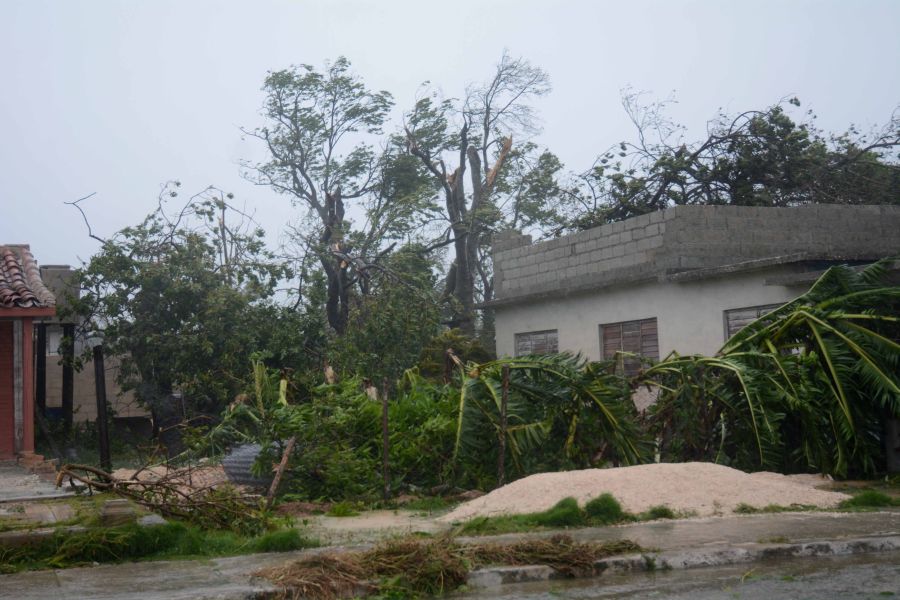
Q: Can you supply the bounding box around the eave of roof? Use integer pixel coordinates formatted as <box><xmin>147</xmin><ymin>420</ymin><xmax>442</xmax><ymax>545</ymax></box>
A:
<box><xmin>0</xmin><ymin>244</ymin><xmax>57</xmax><ymax>313</ymax></box>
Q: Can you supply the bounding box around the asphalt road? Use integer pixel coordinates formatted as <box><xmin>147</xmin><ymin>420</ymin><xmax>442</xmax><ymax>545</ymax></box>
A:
<box><xmin>459</xmin><ymin>551</ymin><xmax>900</xmax><ymax>599</ymax></box>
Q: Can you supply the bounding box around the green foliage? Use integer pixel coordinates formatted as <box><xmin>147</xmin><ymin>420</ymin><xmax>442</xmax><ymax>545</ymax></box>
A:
<box><xmin>570</xmin><ymin>95</ymin><xmax>899</xmax><ymax>226</ymax></box>
<box><xmin>454</xmin><ymin>353</ymin><xmax>650</xmax><ymax>484</ymax></box>
<box><xmin>839</xmin><ymin>490</ymin><xmax>899</xmax><ymax>509</ymax></box>
<box><xmin>417</xmin><ymin>329</ymin><xmax>494</xmax><ymax>380</ymax></box>
<box><xmin>328</xmin><ymin>246</ymin><xmax>442</xmax><ymax>382</ymax></box>
<box><xmin>642</xmin><ymin>261</ymin><xmax>900</xmax><ymax>477</ymax></box>
<box><xmin>532</xmin><ymin>497</ymin><xmax>585</xmax><ymax>528</ymax></box>
<box><xmin>584</xmin><ymin>493</ymin><xmax>624</xmax><ymax>524</ymax></box>
<box><xmin>252</xmin><ymin>528</ymin><xmax>310</xmax><ymax>553</ymax></box>
<box><xmin>327</xmin><ymin>501</ymin><xmax>362</xmax><ymax>517</ymax></box>
<box><xmin>210</xmin><ymin>363</ymin><xmax>459</xmax><ymax>501</ymax></box>
<box><xmin>456</xmin><ymin>494</ymin><xmax>655</xmax><ymax>535</ymax></box>
<box><xmin>71</xmin><ymin>187</ymin><xmax>300</xmax><ymax>420</ymax></box>
<box><xmin>0</xmin><ymin>522</ymin><xmax>316</xmax><ymax>573</ymax></box>
<box><xmin>642</xmin><ymin>505</ymin><xmax>676</xmax><ymax>520</ymax></box>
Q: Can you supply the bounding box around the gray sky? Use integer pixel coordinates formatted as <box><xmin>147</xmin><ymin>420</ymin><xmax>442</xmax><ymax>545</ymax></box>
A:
<box><xmin>2</xmin><ymin>0</ymin><xmax>898</xmax><ymax>267</ymax></box>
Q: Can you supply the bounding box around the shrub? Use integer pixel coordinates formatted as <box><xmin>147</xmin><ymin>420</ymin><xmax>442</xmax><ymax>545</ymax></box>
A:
<box><xmin>253</xmin><ymin>529</ymin><xmax>309</xmax><ymax>553</ymax></box>
<box><xmin>327</xmin><ymin>501</ymin><xmax>361</xmax><ymax>517</ymax></box>
<box><xmin>643</xmin><ymin>505</ymin><xmax>676</xmax><ymax>520</ymax></box>
<box><xmin>840</xmin><ymin>490</ymin><xmax>897</xmax><ymax>509</ymax></box>
<box><xmin>584</xmin><ymin>493</ymin><xmax>624</xmax><ymax>524</ymax></box>
<box><xmin>533</xmin><ymin>497</ymin><xmax>585</xmax><ymax>528</ymax></box>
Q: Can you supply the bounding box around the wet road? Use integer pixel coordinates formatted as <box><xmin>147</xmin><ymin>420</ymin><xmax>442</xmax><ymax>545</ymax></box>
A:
<box><xmin>459</xmin><ymin>552</ymin><xmax>900</xmax><ymax>599</ymax></box>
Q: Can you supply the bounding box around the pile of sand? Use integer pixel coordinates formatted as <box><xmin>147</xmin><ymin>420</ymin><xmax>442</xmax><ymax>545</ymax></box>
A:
<box><xmin>439</xmin><ymin>462</ymin><xmax>848</xmax><ymax>522</ymax></box>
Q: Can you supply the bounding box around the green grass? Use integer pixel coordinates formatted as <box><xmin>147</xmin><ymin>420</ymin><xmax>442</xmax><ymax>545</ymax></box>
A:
<box><xmin>584</xmin><ymin>494</ymin><xmax>624</xmax><ymax>524</ymax></box>
<box><xmin>641</xmin><ymin>505</ymin><xmax>677</xmax><ymax>520</ymax></box>
<box><xmin>0</xmin><ymin>522</ymin><xmax>318</xmax><ymax>573</ymax></box>
<box><xmin>733</xmin><ymin>503</ymin><xmax>819</xmax><ymax>514</ymax></box>
<box><xmin>838</xmin><ymin>490</ymin><xmax>900</xmax><ymax>509</ymax></box>
<box><xmin>326</xmin><ymin>501</ymin><xmax>361</xmax><ymax>517</ymax></box>
<box><xmin>455</xmin><ymin>495</ymin><xmax>680</xmax><ymax>536</ymax></box>
<box><xmin>399</xmin><ymin>497</ymin><xmax>457</xmax><ymax>513</ymax></box>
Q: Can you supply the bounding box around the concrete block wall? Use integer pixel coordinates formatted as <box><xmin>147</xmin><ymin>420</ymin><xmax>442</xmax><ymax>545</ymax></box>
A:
<box><xmin>492</xmin><ymin>204</ymin><xmax>900</xmax><ymax>303</ymax></box>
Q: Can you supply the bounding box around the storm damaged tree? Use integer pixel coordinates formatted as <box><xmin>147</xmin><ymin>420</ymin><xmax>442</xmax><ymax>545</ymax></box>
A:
<box><xmin>404</xmin><ymin>52</ymin><xmax>559</xmax><ymax>336</ymax></box>
<box><xmin>70</xmin><ymin>184</ymin><xmax>289</xmax><ymax>451</ymax></box>
<box><xmin>245</xmin><ymin>57</ymin><xmax>431</xmax><ymax>334</ymax></box>
<box><xmin>568</xmin><ymin>93</ymin><xmax>900</xmax><ymax>227</ymax></box>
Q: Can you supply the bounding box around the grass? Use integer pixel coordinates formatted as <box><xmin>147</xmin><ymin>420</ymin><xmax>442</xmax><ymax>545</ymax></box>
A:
<box><xmin>733</xmin><ymin>488</ymin><xmax>900</xmax><ymax>515</ymax></box>
<box><xmin>326</xmin><ymin>501</ymin><xmax>362</xmax><ymax>517</ymax></box>
<box><xmin>455</xmin><ymin>495</ymin><xmax>681</xmax><ymax>536</ymax></box>
<box><xmin>733</xmin><ymin>503</ymin><xmax>819</xmax><ymax>514</ymax></box>
<box><xmin>398</xmin><ymin>496</ymin><xmax>457</xmax><ymax>513</ymax></box>
<box><xmin>584</xmin><ymin>493</ymin><xmax>624</xmax><ymax>524</ymax></box>
<box><xmin>256</xmin><ymin>533</ymin><xmax>642</xmax><ymax>600</ymax></box>
<box><xmin>838</xmin><ymin>490</ymin><xmax>900</xmax><ymax>509</ymax></box>
<box><xmin>0</xmin><ymin>521</ymin><xmax>318</xmax><ymax>573</ymax></box>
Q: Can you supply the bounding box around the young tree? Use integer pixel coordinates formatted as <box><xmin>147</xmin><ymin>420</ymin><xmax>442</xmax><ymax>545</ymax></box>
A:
<box><xmin>245</xmin><ymin>57</ymin><xmax>432</xmax><ymax>333</ymax></box>
<box><xmin>71</xmin><ymin>184</ymin><xmax>291</xmax><ymax>434</ymax></box>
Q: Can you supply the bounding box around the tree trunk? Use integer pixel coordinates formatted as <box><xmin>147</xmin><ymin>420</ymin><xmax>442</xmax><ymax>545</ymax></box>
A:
<box><xmin>321</xmin><ymin>188</ymin><xmax>351</xmax><ymax>334</ymax></box>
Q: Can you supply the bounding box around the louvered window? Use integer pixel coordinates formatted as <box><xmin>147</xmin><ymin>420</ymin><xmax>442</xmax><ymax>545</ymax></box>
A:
<box><xmin>515</xmin><ymin>329</ymin><xmax>558</xmax><ymax>357</ymax></box>
<box><xmin>724</xmin><ymin>304</ymin><xmax>781</xmax><ymax>340</ymax></box>
<box><xmin>600</xmin><ymin>318</ymin><xmax>659</xmax><ymax>376</ymax></box>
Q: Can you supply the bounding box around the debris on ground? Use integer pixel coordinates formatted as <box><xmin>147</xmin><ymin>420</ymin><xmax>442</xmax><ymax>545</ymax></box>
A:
<box><xmin>57</xmin><ymin>463</ymin><xmax>265</xmax><ymax>534</ymax></box>
<box><xmin>256</xmin><ymin>534</ymin><xmax>641</xmax><ymax>600</ymax></box>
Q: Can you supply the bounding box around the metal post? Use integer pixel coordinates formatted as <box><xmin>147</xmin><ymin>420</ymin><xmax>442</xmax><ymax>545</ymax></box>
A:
<box><xmin>61</xmin><ymin>324</ymin><xmax>75</xmax><ymax>435</ymax></box>
<box><xmin>92</xmin><ymin>344</ymin><xmax>112</xmax><ymax>472</ymax></box>
<box><xmin>498</xmin><ymin>364</ymin><xmax>509</xmax><ymax>487</ymax></box>
<box><xmin>381</xmin><ymin>377</ymin><xmax>390</xmax><ymax>501</ymax></box>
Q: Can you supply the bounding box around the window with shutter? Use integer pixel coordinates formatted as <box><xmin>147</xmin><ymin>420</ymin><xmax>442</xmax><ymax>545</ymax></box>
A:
<box><xmin>724</xmin><ymin>304</ymin><xmax>782</xmax><ymax>340</ymax></box>
<box><xmin>599</xmin><ymin>318</ymin><xmax>658</xmax><ymax>376</ymax></box>
<box><xmin>514</xmin><ymin>329</ymin><xmax>559</xmax><ymax>357</ymax></box>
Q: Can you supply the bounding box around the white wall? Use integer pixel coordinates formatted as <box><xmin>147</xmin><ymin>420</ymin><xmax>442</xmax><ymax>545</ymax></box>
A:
<box><xmin>494</xmin><ymin>267</ymin><xmax>807</xmax><ymax>360</ymax></box>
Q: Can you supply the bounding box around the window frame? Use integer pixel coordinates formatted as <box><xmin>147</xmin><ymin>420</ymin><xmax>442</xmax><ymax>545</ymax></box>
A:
<box><xmin>723</xmin><ymin>303</ymin><xmax>783</xmax><ymax>341</ymax></box>
<box><xmin>514</xmin><ymin>329</ymin><xmax>559</xmax><ymax>357</ymax></box>
<box><xmin>598</xmin><ymin>317</ymin><xmax>659</xmax><ymax>376</ymax></box>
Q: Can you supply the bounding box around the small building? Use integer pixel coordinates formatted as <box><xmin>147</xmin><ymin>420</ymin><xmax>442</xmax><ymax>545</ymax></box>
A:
<box><xmin>489</xmin><ymin>205</ymin><xmax>900</xmax><ymax>373</ymax></box>
<box><xmin>0</xmin><ymin>245</ymin><xmax>55</xmax><ymax>461</ymax></box>
<box><xmin>36</xmin><ymin>264</ymin><xmax>147</xmax><ymax>427</ymax></box>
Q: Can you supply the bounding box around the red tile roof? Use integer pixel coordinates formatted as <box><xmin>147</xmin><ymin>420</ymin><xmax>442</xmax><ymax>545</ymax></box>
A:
<box><xmin>0</xmin><ymin>245</ymin><xmax>56</xmax><ymax>309</ymax></box>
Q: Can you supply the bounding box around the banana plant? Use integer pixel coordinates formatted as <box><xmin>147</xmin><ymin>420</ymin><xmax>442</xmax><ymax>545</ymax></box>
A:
<box><xmin>452</xmin><ymin>353</ymin><xmax>650</xmax><ymax>480</ymax></box>
<box><xmin>642</xmin><ymin>259</ymin><xmax>900</xmax><ymax>476</ymax></box>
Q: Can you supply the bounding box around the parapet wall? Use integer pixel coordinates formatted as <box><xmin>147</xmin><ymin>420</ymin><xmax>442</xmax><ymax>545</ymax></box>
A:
<box><xmin>491</xmin><ymin>204</ymin><xmax>900</xmax><ymax>305</ymax></box>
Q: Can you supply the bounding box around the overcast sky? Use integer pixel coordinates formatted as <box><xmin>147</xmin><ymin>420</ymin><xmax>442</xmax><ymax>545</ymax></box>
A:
<box><xmin>1</xmin><ymin>0</ymin><xmax>898</xmax><ymax>267</ymax></box>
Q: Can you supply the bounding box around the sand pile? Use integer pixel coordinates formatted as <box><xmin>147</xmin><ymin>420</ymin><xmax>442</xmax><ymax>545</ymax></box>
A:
<box><xmin>439</xmin><ymin>462</ymin><xmax>848</xmax><ymax>522</ymax></box>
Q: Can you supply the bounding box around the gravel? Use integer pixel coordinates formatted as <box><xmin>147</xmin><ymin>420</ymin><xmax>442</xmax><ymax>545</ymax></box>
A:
<box><xmin>439</xmin><ymin>462</ymin><xmax>850</xmax><ymax>522</ymax></box>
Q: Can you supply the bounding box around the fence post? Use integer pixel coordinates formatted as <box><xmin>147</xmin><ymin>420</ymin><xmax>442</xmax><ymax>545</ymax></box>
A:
<box><xmin>92</xmin><ymin>343</ymin><xmax>112</xmax><ymax>472</ymax></box>
<box><xmin>381</xmin><ymin>377</ymin><xmax>390</xmax><ymax>501</ymax></box>
<box><xmin>498</xmin><ymin>364</ymin><xmax>509</xmax><ymax>487</ymax></box>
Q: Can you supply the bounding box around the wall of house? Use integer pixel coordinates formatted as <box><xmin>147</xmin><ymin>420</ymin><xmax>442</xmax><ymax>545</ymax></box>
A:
<box><xmin>43</xmin><ymin>355</ymin><xmax>147</xmax><ymax>423</ymax></box>
<box><xmin>494</xmin><ymin>266</ymin><xmax>808</xmax><ymax>359</ymax></box>
<box><xmin>492</xmin><ymin>204</ymin><xmax>900</xmax><ymax>305</ymax></box>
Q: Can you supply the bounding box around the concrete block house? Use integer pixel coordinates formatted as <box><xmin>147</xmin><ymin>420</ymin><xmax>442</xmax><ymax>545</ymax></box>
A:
<box><xmin>489</xmin><ymin>205</ymin><xmax>900</xmax><ymax>375</ymax></box>
<box><xmin>0</xmin><ymin>245</ymin><xmax>55</xmax><ymax>461</ymax></box>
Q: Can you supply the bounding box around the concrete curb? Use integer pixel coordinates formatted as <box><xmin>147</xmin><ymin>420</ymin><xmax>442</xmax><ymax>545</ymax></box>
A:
<box><xmin>465</xmin><ymin>534</ymin><xmax>900</xmax><ymax>589</ymax></box>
